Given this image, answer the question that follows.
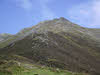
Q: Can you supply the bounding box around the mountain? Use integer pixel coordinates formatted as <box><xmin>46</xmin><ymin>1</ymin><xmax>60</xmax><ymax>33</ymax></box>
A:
<box><xmin>0</xmin><ymin>17</ymin><xmax>100</xmax><ymax>75</ymax></box>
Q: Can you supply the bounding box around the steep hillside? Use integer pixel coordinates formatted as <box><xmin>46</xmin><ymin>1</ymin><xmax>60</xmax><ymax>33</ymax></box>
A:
<box><xmin>0</xmin><ymin>17</ymin><xmax>100</xmax><ymax>75</ymax></box>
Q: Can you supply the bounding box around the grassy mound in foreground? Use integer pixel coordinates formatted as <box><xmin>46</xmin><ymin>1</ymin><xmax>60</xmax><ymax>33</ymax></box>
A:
<box><xmin>0</xmin><ymin>60</ymin><xmax>88</xmax><ymax>75</ymax></box>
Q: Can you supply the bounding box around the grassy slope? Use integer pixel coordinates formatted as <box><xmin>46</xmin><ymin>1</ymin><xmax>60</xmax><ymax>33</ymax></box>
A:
<box><xmin>0</xmin><ymin>57</ymin><xmax>88</xmax><ymax>75</ymax></box>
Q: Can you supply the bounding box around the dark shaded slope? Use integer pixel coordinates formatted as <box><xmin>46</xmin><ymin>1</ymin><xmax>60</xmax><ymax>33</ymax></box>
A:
<box><xmin>88</xmin><ymin>29</ymin><xmax>100</xmax><ymax>39</ymax></box>
<box><xmin>1</xmin><ymin>31</ymin><xmax>100</xmax><ymax>75</ymax></box>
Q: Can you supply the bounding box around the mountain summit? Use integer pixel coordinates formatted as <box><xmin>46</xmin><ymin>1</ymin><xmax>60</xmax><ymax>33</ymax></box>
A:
<box><xmin>0</xmin><ymin>17</ymin><xmax>100</xmax><ymax>75</ymax></box>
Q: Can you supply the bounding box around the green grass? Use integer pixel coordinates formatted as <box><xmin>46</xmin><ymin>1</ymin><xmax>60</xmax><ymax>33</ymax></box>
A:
<box><xmin>0</xmin><ymin>60</ymin><xmax>88</xmax><ymax>75</ymax></box>
<box><xmin>8</xmin><ymin>66</ymin><xmax>85</xmax><ymax>75</ymax></box>
<box><xmin>0</xmin><ymin>71</ymin><xmax>11</xmax><ymax>75</ymax></box>
<box><xmin>12</xmin><ymin>67</ymin><xmax>66</xmax><ymax>75</ymax></box>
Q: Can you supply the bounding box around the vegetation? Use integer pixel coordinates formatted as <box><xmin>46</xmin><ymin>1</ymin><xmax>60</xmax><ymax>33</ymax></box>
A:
<box><xmin>0</xmin><ymin>59</ymin><xmax>88</xmax><ymax>75</ymax></box>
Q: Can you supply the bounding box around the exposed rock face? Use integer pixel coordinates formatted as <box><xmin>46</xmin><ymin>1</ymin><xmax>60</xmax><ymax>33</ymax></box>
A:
<box><xmin>0</xmin><ymin>17</ymin><xmax>100</xmax><ymax>75</ymax></box>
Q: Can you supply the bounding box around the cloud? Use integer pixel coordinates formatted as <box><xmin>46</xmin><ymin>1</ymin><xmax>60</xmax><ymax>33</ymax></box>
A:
<box><xmin>15</xmin><ymin>0</ymin><xmax>32</xmax><ymax>11</ymax></box>
<box><xmin>14</xmin><ymin>0</ymin><xmax>56</xmax><ymax>20</ymax></box>
<box><xmin>67</xmin><ymin>0</ymin><xmax>100</xmax><ymax>28</ymax></box>
<box><xmin>92</xmin><ymin>0</ymin><xmax>100</xmax><ymax>27</ymax></box>
<box><xmin>39</xmin><ymin>0</ymin><xmax>56</xmax><ymax>20</ymax></box>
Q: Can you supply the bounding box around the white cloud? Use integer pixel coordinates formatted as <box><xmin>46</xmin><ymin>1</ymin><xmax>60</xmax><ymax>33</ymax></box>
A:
<box><xmin>39</xmin><ymin>0</ymin><xmax>56</xmax><ymax>20</ymax></box>
<box><xmin>92</xmin><ymin>0</ymin><xmax>100</xmax><ymax>26</ymax></box>
<box><xmin>68</xmin><ymin>0</ymin><xmax>100</xmax><ymax>28</ymax></box>
<box><xmin>15</xmin><ymin>0</ymin><xmax>32</xmax><ymax>11</ymax></box>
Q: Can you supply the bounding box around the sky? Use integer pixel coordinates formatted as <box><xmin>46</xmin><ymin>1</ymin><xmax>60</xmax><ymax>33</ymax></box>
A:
<box><xmin>0</xmin><ymin>0</ymin><xmax>100</xmax><ymax>34</ymax></box>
